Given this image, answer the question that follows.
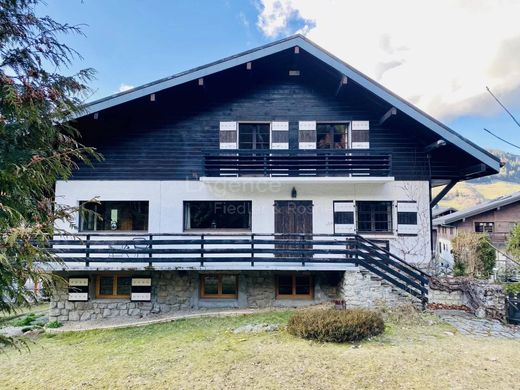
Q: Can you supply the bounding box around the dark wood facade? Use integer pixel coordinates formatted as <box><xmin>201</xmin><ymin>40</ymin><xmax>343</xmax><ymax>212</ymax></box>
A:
<box><xmin>71</xmin><ymin>48</ymin><xmax>488</xmax><ymax>182</ymax></box>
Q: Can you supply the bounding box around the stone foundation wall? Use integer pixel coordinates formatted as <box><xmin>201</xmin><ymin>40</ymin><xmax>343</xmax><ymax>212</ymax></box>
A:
<box><xmin>428</xmin><ymin>278</ymin><xmax>506</xmax><ymax>320</ymax></box>
<box><xmin>50</xmin><ymin>271</ymin><xmax>342</xmax><ymax>322</ymax></box>
<box><xmin>339</xmin><ymin>269</ymin><xmax>418</xmax><ymax>308</ymax></box>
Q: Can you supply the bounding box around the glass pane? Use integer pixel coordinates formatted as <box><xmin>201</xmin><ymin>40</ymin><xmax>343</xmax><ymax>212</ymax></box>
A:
<box><xmin>239</xmin><ymin>123</ymin><xmax>270</xmax><ymax>150</ymax></box>
<box><xmin>333</xmin><ymin>124</ymin><xmax>347</xmax><ymax>149</ymax></box>
<box><xmin>255</xmin><ymin>124</ymin><xmax>270</xmax><ymax>150</ymax></box>
<box><xmin>185</xmin><ymin>201</ymin><xmax>251</xmax><ymax>230</ymax></box>
<box><xmin>317</xmin><ymin>124</ymin><xmax>333</xmax><ymax>149</ymax></box>
<box><xmin>277</xmin><ymin>275</ymin><xmax>292</xmax><ymax>295</ymax></box>
<box><xmin>79</xmin><ymin>201</ymin><xmax>148</xmax><ymax>231</ymax></box>
<box><xmin>117</xmin><ymin>277</ymin><xmax>131</xmax><ymax>295</ymax></box>
<box><xmin>99</xmin><ymin>276</ymin><xmax>114</xmax><ymax>296</ymax></box>
<box><xmin>295</xmin><ymin>276</ymin><xmax>311</xmax><ymax>295</ymax></box>
<box><xmin>221</xmin><ymin>275</ymin><xmax>237</xmax><ymax>295</ymax></box>
<box><xmin>203</xmin><ymin>275</ymin><xmax>219</xmax><ymax>295</ymax></box>
<box><xmin>317</xmin><ymin>123</ymin><xmax>347</xmax><ymax>149</ymax></box>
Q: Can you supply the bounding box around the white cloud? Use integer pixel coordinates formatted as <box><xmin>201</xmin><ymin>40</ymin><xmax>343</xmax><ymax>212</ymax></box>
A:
<box><xmin>256</xmin><ymin>0</ymin><xmax>520</xmax><ymax>120</ymax></box>
<box><xmin>118</xmin><ymin>83</ymin><xmax>134</xmax><ymax>93</ymax></box>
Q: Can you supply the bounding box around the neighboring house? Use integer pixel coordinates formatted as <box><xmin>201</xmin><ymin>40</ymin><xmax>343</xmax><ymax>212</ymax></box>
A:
<box><xmin>433</xmin><ymin>192</ymin><xmax>520</xmax><ymax>271</ymax></box>
<box><xmin>432</xmin><ymin>206</ymin><xmax>458</xmax><ymax>219</ymax></box>
<box><xmin>48</xmin><ymin>35</ymin><xmax>500</xmax><ymax>322</ymax></box>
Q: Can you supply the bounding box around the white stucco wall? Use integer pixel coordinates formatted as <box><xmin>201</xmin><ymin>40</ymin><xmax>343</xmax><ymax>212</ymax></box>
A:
<box><xmin>54</xmin><ymin>179</ymin><xmax>431</xmax><ymax>265</ymax></box>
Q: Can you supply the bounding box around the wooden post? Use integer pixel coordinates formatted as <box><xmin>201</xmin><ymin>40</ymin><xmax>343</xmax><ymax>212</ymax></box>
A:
<box><xmin>200</xmin><ymin>234</ymin><xmax>204</xmax><ymax>267</ymax></box>
<box><xmin>251</xmin><ymin>233</ymin><xmax>255</xmax><ymax>267</ymax></box>
<box><xmin>85</xmin><ymin>234</ymin><xmax>90</xmax><ymax>267</ymax></box>
<box><xmin>149</xmin><ymin>234</ymin><xmax>153</xmax><ymax>268</ymax></box>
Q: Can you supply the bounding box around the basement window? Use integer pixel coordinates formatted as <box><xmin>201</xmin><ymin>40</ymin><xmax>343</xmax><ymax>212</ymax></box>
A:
<box><xmin>200</xmin><ymin>274</ymin><xmax>238</xmax><ymax>299</ymax></box>
<box><xmin>79</xmin><ymin>201</ymin><xmax>149</xmax><ymax>232</ymax></box>
<box><xmin>96</xmin><ymin>275</ymin><xmax>131</xmax><ymax>299</ymax></box>
<box><xmin>357</xmin><ymin>201</ymin><xmax>393</xmax><ymax>233</ymax></box>
<box><xmin>475</xmin><ymin>222</ymin><xmax>494</xmax><ymax>233</ymax></box>
<box><xmin>276</xmin><ymin>274</ymin><xmax>313</xmax><ymax>299</ymax></box>
<box><xmin>184</xmin><ymin>201</ymin><xmax>252</xmax><ymax>230</ymax></box>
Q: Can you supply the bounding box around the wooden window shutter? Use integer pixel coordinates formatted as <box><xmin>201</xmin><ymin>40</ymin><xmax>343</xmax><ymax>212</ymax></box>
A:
<box><xmin>219</xmin><ymin>121</ymin><xmax>237</xmax><ymax>149</ymax></box>
<box><xmin>351</xmin><ymin>121</ymin><xmax>370</xmax><ymax>149</ymax></box>
<box><xmin>68</xmin><ymin>277</ymin><xmax>89</xmax><ymax>301</ymax></box>
<box><xmin>334</xmin><ymin>201</ymin><xmax>356</xmax><ymax>233</ymax></box>
<box><xmin>131</xmin><ymin>277</ymin><xmax>152</xmax><ymax>301</ymax></box>
<box><xmin>271</xmin><ymin>121</ymin><xmax>289</xmax><ymax>149</ymax></box>
<box><xmin>298</xmin><ymin>121</ymin><xmax>316</xmax><ymax>149</ymax></box>
<box><xmin>397</xmin><ymin>201</ymin><xmax>419</xmax><ymax>235</ymax></box>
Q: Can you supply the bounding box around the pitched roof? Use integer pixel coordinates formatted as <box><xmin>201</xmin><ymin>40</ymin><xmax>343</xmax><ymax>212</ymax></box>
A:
<box><xmin>433</xmin><ymin>191</ymin><xmax>520</xmax><ymax>225</ymax></box>
<box><xmin>77</xmin><ymin>34</ymin><xmax>501</xmax><ymax>173</ymax></box>
<box><xmin>432</xmin><ymin>206</ymin><xmax>458</xmax><ymax>219</ymax></box>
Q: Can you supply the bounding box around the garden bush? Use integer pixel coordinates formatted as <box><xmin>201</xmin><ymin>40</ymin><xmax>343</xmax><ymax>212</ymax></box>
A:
<box><xmin>287</xmin><ymin>308</ymin><xmax>384</xmax><ymax>343</ymax></box>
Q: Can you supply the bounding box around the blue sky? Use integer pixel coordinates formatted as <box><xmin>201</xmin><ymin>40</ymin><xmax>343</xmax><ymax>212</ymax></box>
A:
<box><xmin>40</xmin><ymin>1</ymin><xmax>520</xmax><ymax>154</ymax></box>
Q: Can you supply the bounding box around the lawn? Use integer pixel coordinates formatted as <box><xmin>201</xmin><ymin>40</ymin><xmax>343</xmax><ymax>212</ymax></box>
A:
<box><xmin>1</xmin><ymin>310</ymin><xmax>520</xmax><ymax>390</ymax></box>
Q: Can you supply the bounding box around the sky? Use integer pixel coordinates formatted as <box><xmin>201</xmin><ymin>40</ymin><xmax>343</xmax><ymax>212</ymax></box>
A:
<box><xmin>38</xmin><ymin>0</ymin><xmax>520</xmax><ymax>154</ymax></box>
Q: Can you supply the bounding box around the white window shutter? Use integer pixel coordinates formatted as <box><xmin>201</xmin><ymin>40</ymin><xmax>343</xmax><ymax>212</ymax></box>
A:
<box><xmin>299</xmin><ymin>121</ymin><xmax>316</xmax><ymax>149</ymax></box>
<box><xmin>131</xmin><ymin>277</ymin><xmax>152</xmax><ymax>301</ymax></box>
<box><xmin>351</xmin><ymin>121</ymin><xmax>370</xmax><ymax>149</ymax></box>
<box><xmin>271</xmin><ymin>121</ymin><xmax>289</xmax><ymax>149</ymax></box>
<box><xmin>397</xmin><ymin>201</ymin><xmax>419</xmax><ymax>235</ymax></box>
<box><xmin>68</xmin><ymin>277</ymin><xmax>89</xmax><ymax>301</ymax></box>
<box><xmin>334</xmin><ymin>201</ymin><xmax>356</xmax><ymax>233</ymax></box>
<box><xmin>219</xmin><ymin>121</ymin><xmax>237</xmax><ymax>149</ymax></box>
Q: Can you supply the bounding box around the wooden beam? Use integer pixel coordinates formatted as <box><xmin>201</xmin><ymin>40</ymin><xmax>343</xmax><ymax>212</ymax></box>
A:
<box><xmin>246</xmin><ymin>62</ymin><xmax>252</xmax><ymax>70</ymax></box>
<box><xmin>150</xmin><ymin>93</ymin><xmax>156</xmax><ymax>102</ymax></box>
<box><xmin>378</xmin><ymin>107</ymin><xmax>397</xmax><ymax>125</ymax></box>
<box><xmin>460</xmin><ymin>163</ymin><xmax>486</xmax><ymax>178</ymax></box>
<box><xmin>198</xmin><ymin>78</ymin><xmax>204</xmax><ymax>86</ymax></box>
<box><xmin>423</xmin><ymin>139</ymin><xmax>446</xmax><ymax>154</ymax></box>
<box><xmin>431</xmin><ymin>180</ymin><xmax>457</xmax><ymax>208</ymax></box>
<box><xmin>93</xmin><ymin>112</ymin><xmax>99</xmax><ymax>120</ymax></box>
<box><xmin>294</xmin><ymin>46</ymin><xmax>300</xmax><ymax>54</ymax></box>
<box><xmin>335</xmin><ymin>75</ymin><xmax>348</xmax><ymax>96</ymax></box>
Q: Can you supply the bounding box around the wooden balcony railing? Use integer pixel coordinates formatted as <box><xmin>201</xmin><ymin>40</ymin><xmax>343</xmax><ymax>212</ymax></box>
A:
<box><xmin>204</xmin><ymin>149</ymin><xmax>392</xmax><ymax>177</ymax></box>
<box><xmin>46</xmin><ymin>232</ymin><xmax>428</xmax><ymax>302</ymax></box>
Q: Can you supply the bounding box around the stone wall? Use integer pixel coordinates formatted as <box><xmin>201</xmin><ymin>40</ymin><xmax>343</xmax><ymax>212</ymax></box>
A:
<box><xmin>428</xmin><ymin>277</ymin><xmax>506</xmax><ymax>320</ymax></box>
<box><xmin>339</xmin><ymin>269</ymin><xmax>418</xmax><ymax>308</ymax></box>
<box><xmin>50</xmin><ymin>271</ymin><xmax>342</xmax><ymax>322</ymax></box>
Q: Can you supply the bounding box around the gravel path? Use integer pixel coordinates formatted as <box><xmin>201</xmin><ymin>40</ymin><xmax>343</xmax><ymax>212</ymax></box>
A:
<box><xmin>434</xmin><ymin>310</ymin><xmax>520</xmax><ymax>339</ymax></box>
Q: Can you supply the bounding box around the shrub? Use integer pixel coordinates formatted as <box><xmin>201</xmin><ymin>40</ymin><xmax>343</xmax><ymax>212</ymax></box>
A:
<box><xmin>45</xmin><ymin>320</ymin><xmax>62</xmax><ymax>329</ymax></box>
<box><xmin>287</xmin><ymin>308</ymin><xmax>384</xmax><ymax>343</ymax></box>
<box><xmin>13</xmin><ymin>313</ymin><xmax>37</xmax><ymax>327</ymax></box>
<box><xmin>505</xmin><ymin>282</ymin><xmax>520</xmax><ymax>295</ymax></box>
<box><xmin>451</xmin><ymin>232</ymin><xmax>496</xmax><ymax>278</ymax></box>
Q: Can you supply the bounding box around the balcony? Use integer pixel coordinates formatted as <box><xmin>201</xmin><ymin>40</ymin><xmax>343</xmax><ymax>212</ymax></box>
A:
<box><xmin>203</xmin><ymin>149</ymin><xmax>392</xmax><ymax>178</ymax></box>
<box><xmin>46</xmin><ymin>232</ymin><xmax>428</xmax><ymax>301</ymax></box>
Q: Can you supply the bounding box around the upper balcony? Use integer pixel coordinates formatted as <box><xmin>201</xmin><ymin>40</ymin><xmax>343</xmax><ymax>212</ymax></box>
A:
<box><xmin>203</xmin><ymin>149</ymin><xmax>392</xmax><ymax>179</ymax></box>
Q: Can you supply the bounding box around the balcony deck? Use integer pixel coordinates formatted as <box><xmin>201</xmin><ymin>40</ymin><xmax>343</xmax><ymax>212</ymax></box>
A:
<box><xmin>204</xmin><ymin>149</ymin><xmax>392</xmax><ymax>178</ymax></box>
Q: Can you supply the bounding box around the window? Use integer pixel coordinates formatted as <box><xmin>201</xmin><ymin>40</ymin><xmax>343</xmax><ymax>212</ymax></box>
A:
<box><xmin>475</xmin><ymin>222</ymin><xmax>494</xmax><ymax>233</ymax></box>
<box><xmin>96</xmin><ymin>275</ymin><xmax>131</xmax><ymax>299</ymax></box>
<box><xmin>239</xmin><ymin>123</ymin><xmax>270</xmax><ymax>149</ymax></box>
<box><xmin>80</xmin><ymin>201</ymin><xmax>149</xmax><ymax>232</ymax></box>
<box><xmin>184</xmin><ymin>201</ymin><xmax>252</xmax><ymax>230</ymax></box>
<box><xmin>357</xmin><ymin>201</ymin><xmax>393</xmax><ymax>233</ymax></box>
<box><xmin>200</xmin><ymin>274</ymin><xmax>238</xmax><ymax>299</ymax></box>
<box><xmin>276</xmin><ymin>274</ymin><xmax>313</xmax><ymax>299</ymax></box>
<box><xmin>317</xmin><ymin>123</ymin><xmax>347</xmax><ymax>149</ymax></box>
<box><xmin>397</xmin><ymin>212</ymin><xmax>417</xmax><ymax>225</ymax></box>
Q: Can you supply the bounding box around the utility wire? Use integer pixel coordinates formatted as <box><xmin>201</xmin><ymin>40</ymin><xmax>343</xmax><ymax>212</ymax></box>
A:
<box><xmin>483</xmin><ymin>128</ymin><xmax>520</xmax><ymax>151</ymax></box>
<box><xmin>486</xmin><ymin>86</ymin><xmax>520</xmax><ymax>129</ymax></box>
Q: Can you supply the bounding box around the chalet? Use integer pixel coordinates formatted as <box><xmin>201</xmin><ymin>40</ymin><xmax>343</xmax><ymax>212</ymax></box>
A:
<box><xmin>433</xmin><ymin>192</ymin><xmax>520</xmax><ymax>273</ymax></box>
<box><xmin>48</xmin><ymin>35</ymin><xmax>500</xmax><ymax>322</ymax></box>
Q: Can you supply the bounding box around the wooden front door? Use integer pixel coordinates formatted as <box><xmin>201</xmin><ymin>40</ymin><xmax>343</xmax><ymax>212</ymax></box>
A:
<box><xmin>274</xmin><ymin>201</ymin><xmax>313</xmax><ymax>257</ymax></box>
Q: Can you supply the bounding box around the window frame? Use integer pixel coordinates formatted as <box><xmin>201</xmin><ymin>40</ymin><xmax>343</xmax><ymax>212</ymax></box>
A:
<box><xmin>275</xmin><ymin>274</ymin><xmax>314</xmax><ymax>300</ymax></box>
<box><xmin>316</xmin><ymin>122</ymin><xmax>350</xmax><ymax>150</ymax></box>
<box><xmin>199</xmin><ymin>274</ymin><xmax>239</xmax><ymax>299</ymax></box>
<box><xmin>475</xmin><ymin>222</ymin><xmax>494</xmax><ymax>233</ymax></box>
<box><xmin>95</xmin><ymin>274</ymin><xmax>131</xmax><ymax>299</ymax></box>
<box><xmin>79</xmin><ymin>200</ymin><xmax>149</xmax><ymax>232</ymax></box>
<box><xmin>183</xmin><ymin>200</ymin><xmax>252</xmax><ymax>231</ymax></box>
<box><xmin>237</xmin><ymin>121</ymin><xmax>271</xmax><ymax>150</ymax></box>
<box><xmin>356</xmin><ymin>201</ymin><xmax>393</xmax><ymax>234</ymax></box>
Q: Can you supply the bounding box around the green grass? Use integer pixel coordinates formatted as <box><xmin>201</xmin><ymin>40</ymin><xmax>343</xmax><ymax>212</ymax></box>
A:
<box><xmin>0</xmin><ymin>303</ymin><xmax>49</xmax><ymax>325</ymax></box>
<box><xmin>1</xmin><ymin>310</ymin><xmax>520</xmax><ymax>389</ymax></box>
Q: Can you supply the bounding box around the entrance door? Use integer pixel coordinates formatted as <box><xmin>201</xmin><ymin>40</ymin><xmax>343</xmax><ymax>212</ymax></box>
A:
<box><xmin>274</xmin><ymin>201</ymin><xmax>313</xmax><ymax>258</ymax></box>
